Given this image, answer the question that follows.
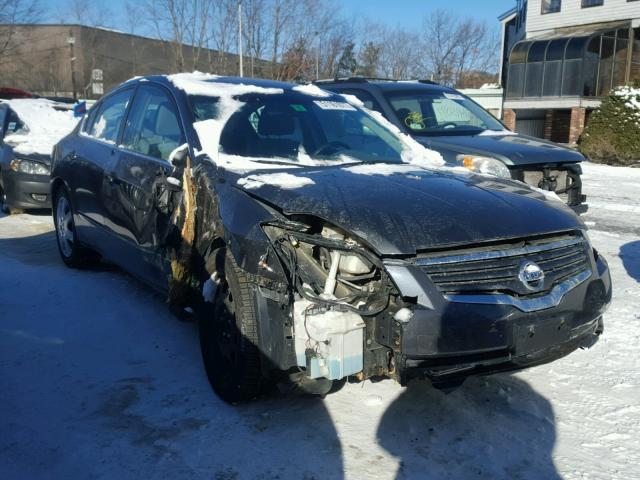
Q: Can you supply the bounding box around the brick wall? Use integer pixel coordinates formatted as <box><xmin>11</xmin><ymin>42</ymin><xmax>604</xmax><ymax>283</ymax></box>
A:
<box><xmin>503</xmin><ymin>108</ymin><xmax>517</xmax><ymax>131</ymax></box>
<box><xmin>569</xmin><ymin>107</ymin><xmax>587</xmax><ymax>145</ymax></box>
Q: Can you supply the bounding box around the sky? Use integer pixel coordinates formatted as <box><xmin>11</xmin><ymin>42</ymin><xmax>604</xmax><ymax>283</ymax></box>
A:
<box><xmin>40</xmin><ymin>0</ymin><xmax>513</xmax><ymax>32</ymax></box>
<box><xmin>341</xmin><ymin>0</ymin><xmax>512</xmax><ymax>30</ymax></box>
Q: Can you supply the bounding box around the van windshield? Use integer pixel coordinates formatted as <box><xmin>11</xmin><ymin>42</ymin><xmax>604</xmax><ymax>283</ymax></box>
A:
<box><xmin>385</xmin><ymin>90</ymin><xmax>505</xmax><ymax>136</ymax></box>
<box><xmin>190</xmin><ymin>93</ymin><xmax>406</xmax><ymax>164</ymax></box>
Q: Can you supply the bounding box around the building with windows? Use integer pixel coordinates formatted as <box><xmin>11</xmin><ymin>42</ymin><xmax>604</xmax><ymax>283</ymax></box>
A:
<box><xmin>499</xmin><ymin>0</ymin><xmax>640</xmax><ymax>143</ymax></box>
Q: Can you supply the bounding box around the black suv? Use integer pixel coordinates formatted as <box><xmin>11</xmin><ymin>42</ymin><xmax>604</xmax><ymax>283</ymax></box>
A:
<box><xmin>318</xmin><ymin>78</ymin><xmax>587</xmax><ymax>213</ymax></box>
<box><xmin>51</xmin><ymin>74</ymin><xmax>610</xmax><ymax>402</ymax></box>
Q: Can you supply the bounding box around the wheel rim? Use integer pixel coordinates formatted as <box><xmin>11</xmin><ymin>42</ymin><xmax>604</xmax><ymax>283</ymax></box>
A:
<box><xmin>56</xmin><ymin>195</ymin><xmax>75</xmax><ymax>258</ymax></box>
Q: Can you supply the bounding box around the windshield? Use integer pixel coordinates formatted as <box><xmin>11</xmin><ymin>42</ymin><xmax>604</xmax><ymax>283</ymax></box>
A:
<box><xmin>385</xmin><ymin>90</ymin><xmax>505</xmax><ymax>136</ymax></box>
<box><xmin>189</xmin><ymin>93</ymin><xmax>406</xmax><ymax>164</ymax></box>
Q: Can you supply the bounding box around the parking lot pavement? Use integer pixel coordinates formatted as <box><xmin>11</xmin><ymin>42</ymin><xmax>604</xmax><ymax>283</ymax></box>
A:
<box><xmin>1</xmin><ymin>164</ymin><xmax>639</xmax><ymax>480</ymax></box>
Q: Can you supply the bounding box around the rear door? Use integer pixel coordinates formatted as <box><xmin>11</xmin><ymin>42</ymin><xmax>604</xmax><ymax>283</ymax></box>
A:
<box><xmin>105</xmin><ymin>83</ymin><xmax>186</xmax><ymax>291</ymax></box>
<box><xmin>70</xmin><ymin>89</ymin><xmax>133</xmax><ymax>229</ymax></box>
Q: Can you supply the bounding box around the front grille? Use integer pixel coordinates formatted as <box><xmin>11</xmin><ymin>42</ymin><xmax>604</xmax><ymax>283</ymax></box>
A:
<box><xmin>416</xmin><ymin>233</ymin><xmax>590</xmax><ymax>297</ymax></box>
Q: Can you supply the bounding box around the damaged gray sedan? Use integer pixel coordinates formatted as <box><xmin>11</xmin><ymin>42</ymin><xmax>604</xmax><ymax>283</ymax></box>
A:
<box><xmin>51</xmin><ymin>73</ymin><xmax>612</xmax><ymax>402</ymax></box>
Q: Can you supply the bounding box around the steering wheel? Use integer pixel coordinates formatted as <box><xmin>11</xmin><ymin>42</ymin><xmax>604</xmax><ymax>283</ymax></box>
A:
<box><xmin>313</xmin><ymin>141</ymin><xmax>350</xmax><ymax>157</ymax></box>
<box><xmin>439</xmin><ymin>122</ymin><xmax>458</xmax><ymax>129</ymax></box>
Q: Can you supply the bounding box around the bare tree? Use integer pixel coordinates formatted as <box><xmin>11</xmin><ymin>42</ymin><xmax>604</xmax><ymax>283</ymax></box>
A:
<box><xmin>61</xmin><ymin>0</ymin><xmax>113</xmax><ymax>27</ymax></box>
<box><xmin>421</xmin><ymin>9</ymin><xmax>499</xmax><ymax>86</ymax></box>
<box><xmin>205</xmin><ymin>0</ymin><xmax>234</xmax><ymax>75</ymax></box>
<box><xmin>144</xmin><ymin>0</ymin><xmax>214</xmax><ymax>72</ymax></box>
<box><xmin>374</xmin><ymin>24</ymin><xmax>422</xmax><ymax>79</ymax></box>
<box><xmin>0</xmin><ymin>0</ymin><xmax>42</xmax><ymax>59</ymax></box>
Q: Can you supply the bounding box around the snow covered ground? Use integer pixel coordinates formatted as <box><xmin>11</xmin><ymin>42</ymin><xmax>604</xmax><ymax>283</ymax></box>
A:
<box><xmin>1</xmin><ymin>163</ymin><xmax>638</xmax><ymax>480</ymax></box>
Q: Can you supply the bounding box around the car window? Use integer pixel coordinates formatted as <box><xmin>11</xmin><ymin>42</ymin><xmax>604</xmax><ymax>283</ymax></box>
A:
<box><xmin>213</xmin><ymin>93</ymin><xmax>405</xmax><ymax>163</ymax></box>
<box><xmin>82</xmin><ymin>103</ymin><xmax>100</xmax><ymax>133</ymax></box>
<box><xmin>385</xmin><ymin>90</ymin><xmax>504</xmax><ymax>136</ymax></box>
<box><xmin>6</xmin><ymin>109</ymin><xmax>27</xmax><ymax>135</ymax></box>
<box><xmin>431</xmin><ymin>97</ymin><xmax>484</xmax><ymax>128</ymax></box>
<box><xmin>340</xmin><ymin>89</ymin><xmax>384</xmax><ymax>113</ymax></box>
<box><xmin>89</xmin><ymin>90</ymin><xmax>132</xmax><ymax>143</ymax></box>
<box><xmin>122</xmin><ymin>85</ymin><xmax>185</xmax><ymax>162</ymax></box>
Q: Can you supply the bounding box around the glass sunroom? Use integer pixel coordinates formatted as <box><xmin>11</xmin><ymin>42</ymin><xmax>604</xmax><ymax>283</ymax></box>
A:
<box><xmin>506</xmin><ymin>26</ymin><xmax>640</xmax><ymax>99</ymax></box>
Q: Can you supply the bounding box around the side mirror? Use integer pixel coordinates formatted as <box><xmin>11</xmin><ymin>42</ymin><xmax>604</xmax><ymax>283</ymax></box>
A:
<box><xmin>168</xmin><ymin>143</ymin><xmax>190</xmax><ymax>169</ymax></box>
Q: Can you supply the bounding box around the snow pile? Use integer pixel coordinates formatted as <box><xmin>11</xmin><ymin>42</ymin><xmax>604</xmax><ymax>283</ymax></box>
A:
<box><xmin>3</xmin><ymin>99</ymin><xmax>78</xmax><ymax>156</ymax></box>
<box><xmin>292</xmin><ymin>83</ymin><xmax>331</xmax><ymax>98</ymax></box>
<box><xmin>237</xmin><ymin>172</ymin><xmax>315</xmax><ymax>190</ymax></box>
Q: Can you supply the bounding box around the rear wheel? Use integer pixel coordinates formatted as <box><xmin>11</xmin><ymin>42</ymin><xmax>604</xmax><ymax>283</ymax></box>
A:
<box><xmin>198</xmin><ymin>251</ymin><xmax>263</xmax><ymax>403</ymax></box>
<box><xmin>53</xmin><ymin>187</ymin><xmax>97</xmax><ymax>268</ymax></box>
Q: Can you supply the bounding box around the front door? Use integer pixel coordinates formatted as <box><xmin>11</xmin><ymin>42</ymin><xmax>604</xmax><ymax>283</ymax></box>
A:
<box><xmin>105</xmin><ymin>84</ymin><xmax>186</xmax><ymax>291</ymax></box>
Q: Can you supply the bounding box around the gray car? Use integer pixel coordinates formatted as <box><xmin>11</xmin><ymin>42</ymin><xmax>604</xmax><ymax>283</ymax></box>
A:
<box><xmin>318</xmin><ymin>78</ymin><xmax>587</xmax><ymax>213</ymax></box>
<box><xmin>0</xmin><ymin>99</ymin><xmax>76</xmax><ymax>213</ymax></box>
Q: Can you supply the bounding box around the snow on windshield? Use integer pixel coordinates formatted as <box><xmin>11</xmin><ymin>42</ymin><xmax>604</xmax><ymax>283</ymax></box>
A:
<box><xmin>167</xmin><ymin>72</ymin><xmax>445</xmax><ymax>184</ymax></box>
<box><xmin>3</xmin><ymin>99</ymin><xmax>78</xmax><ymax>156</ymax></box>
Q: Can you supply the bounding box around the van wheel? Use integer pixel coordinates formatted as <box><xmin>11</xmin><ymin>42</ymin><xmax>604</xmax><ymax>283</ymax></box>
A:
<box><xmin>53</xmin><ymin>187</ymin><xmax>98</xmax><ymax>268</ymax></box>
<box><xmin>198</xmin><ymin>251</ymin><xmax>263</xmax><ymax>403</ymax></box>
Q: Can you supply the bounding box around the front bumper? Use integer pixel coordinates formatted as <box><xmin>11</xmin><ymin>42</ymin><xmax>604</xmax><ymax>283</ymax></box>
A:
<box><xmin>512</xmin><ymin>163</ymin><xmax>587</xmax><ymax>214</ymax></box>
<box><xmin>384</xmin><ymin>254</ymin><xmax>611</xmax><ymax>384</ymax></box>
<box><xmin>2</xmin><ymin>169</ymin><xmax>51</xmax><ymax>209</ymax></box>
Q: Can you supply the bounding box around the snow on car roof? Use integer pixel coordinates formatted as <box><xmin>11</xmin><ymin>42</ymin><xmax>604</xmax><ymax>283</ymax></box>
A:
<box><xmin>2</xmin><ymin>98</ymin><xmax>78</xmax><ymax>156</ymax></box>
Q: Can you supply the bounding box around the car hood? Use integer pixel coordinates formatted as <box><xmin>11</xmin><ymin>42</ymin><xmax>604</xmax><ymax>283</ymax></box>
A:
<box><xmin>417</xmin><ymin>133</ymin><xmax>585</xmax><ymax>166</ymax></box>
<box><xmin>231</xmin><ymin>164</ymin><xmax>584</xmax><ymax>256</ymax></box>
<box><xmin>5</xmin><ymin>143</ymin><xmax>52</xmax><ymax>164</ymax></box>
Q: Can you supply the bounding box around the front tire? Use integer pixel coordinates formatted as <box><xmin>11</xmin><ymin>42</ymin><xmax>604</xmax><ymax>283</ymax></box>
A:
<box><xmin>53</xmin><ymin>187</ymin><xmax>97</xmax><ymax>268</ymax></box>
<box><xmin>198</xmin><ymin>251</ymin><xmax>263</xmax><ymax>403</ymax></box>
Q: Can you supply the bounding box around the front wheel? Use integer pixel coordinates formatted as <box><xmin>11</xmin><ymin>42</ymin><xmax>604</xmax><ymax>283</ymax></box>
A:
<box><xmin>198</xmin><ymin>251</ymin><xmax>264</xmax><ymax>403</ymax></box>
<box><xmin>53</xmin><ymin>188</ymin><xmax>97</xmax><ymax>268</ymax></box>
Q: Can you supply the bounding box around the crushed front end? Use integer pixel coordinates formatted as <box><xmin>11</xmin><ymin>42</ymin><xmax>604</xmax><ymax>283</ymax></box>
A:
<box><xmin>263</xmin><ymin>221</ymin><xmax>611</xmax><ymax>390</ymax></box>
<box><xmin>511</xmin><ymin>163</ymin><xmax>587</xmax><ymax>214</ymax></box>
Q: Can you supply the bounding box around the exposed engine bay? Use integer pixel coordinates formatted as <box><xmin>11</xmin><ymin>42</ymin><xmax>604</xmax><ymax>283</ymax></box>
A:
<box><xmin>262</xmin><ymin>219</ymin><xmax>400</xmax><ymax>384</ymax></box>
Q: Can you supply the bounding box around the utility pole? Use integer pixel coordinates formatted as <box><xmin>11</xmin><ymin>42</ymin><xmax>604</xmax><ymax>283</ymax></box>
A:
<box><xmin>67</xmin><ymin>29</ymin><xmax>77</xmax><ymax>100</ymax></box>
<box><xmin>315</xmin><ymin>31</ymin><xmax>320</xmax><ymax>80</ymax></box>
<box><xmin>238</xmin><ymin>2</ymin><xmax>243</xmax><ymax>77</ymax></box>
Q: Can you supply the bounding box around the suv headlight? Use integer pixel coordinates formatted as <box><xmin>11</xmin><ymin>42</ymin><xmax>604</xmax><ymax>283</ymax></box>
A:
<box><xmin>9</xmin><ymin>158</ymin><xmax>50</xmax><ymax>176</ymax></box>
<box><xmin>458</xmin><ymin>155</ymin><xmax>511</xmax><ymax>179</ymax></box>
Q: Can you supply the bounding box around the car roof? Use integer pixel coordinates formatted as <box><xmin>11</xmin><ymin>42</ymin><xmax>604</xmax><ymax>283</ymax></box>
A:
<box><xmin>122</xmin><ymin>74</ymin><xmax>329</xmax><ymax>96</ymax></box>
<box><xmin>315</xmin><ymin>78</ymin><xmax>456</xmax><ymax>94</ymax></box>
